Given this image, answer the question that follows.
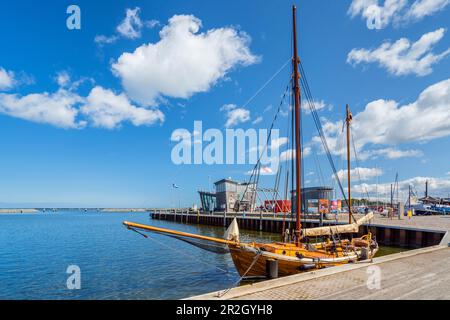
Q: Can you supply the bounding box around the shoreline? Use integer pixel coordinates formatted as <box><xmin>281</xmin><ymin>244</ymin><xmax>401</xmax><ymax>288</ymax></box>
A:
<box><xmin>0</xmin><ymin>209</ymin><xmax>40</xmax><ymax>214</ymax></box>
<box><xmin>0</xmin><ymin>208</ymin><xmax>152</xmax><ymax>214</ymax></box>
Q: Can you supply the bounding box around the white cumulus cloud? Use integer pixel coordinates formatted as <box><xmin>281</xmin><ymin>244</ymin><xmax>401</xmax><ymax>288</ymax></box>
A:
<box><xmin>279</xmin><ymin>147</ymin><xmax>311</xmax><ymax>161</ymax></box>
<box><xmin>354</xmin><ymin>176</ymin><xmax>450</xmax><ymax>198</ymax></box>
<box><xmin>94</xmin><ymin>34</ymin><xmax>119</xmax><ymax>45</ymax></box>
<box><xmin>348</xmin><ymin>0</ymin><xmax>407</xmax><ymax>29</ymax></box>
<box><xmin>347</xmin><ymin>28</ymin><xmax>450</xmax><ymax>76</ymax></box>
<box><xmin>0</xmin><ymin>67</ymin><xmax>16</xmax><ymax>90</ymax></box>
<box><xmin>348</xmin><ymin>0</ymin><xmax>450</xmax><ymax>28</ymax></box>
<box><xmin>223</xmin><ymin>105</ymin><xmax>251</xmax><ymax>128</ymax></box>
<box><xmin>248</xmin><ymin>137</ymin><xmax>289</xmax><ymax>158</ymax></box>
<box><xmin>116</xmin><ymin>7</ymin><xmax>144</xmax><ymax>39</ymax></box>
<box><xmin>0</xmin><ymin>89</ymin><xmax>85</xmax><ymax>128</ymax></box>
<box><xmin>406</xmin><ymin>0</ymin><xmax>450</xmax><ymax>20</ymax></box>
<box><xmin>313</xmin><ymin>78</ymin><xmax>450</xmax><ymax>159</ymax></box>
<box><xmin>302</xmin><ymin>99</ymin><xmax>333</xmax><ymax>113</ymax></box>
<box><xmin>95</xmin><ymin>7</ymin><xmax>159</xmax><ymax>45</ymax></box>
<box><xmin>0</xmin><ymin>72</ymin><xmax>165</xmax><ymax>129</ymax></box>
<box><xmin>55</xmin><ymin>71</ymin><xmax>71</xmax><ymax>87</ymax></box>
<box><xmin>361</xmin><ymin>147</ymin><xmax>423</xmax><ymax>159</ymax></box>
<box><xmin>335</xmin><ymin>167</ymin><xmax>383</xmax><ymax>181</ymax></box>
<box><xmin>81</xmin><ymin>86</ymin><xmax>164</xmax><ymax>129</ymax></box>
<box><xmin>112</xmin><ymin>14</ymin><xmax>259</xmax><ymax>106</ymax></box>
<box><xmin>271</xmin><ymin>137</ymin><xmax>289</xmax><ymax>150</ymax></box>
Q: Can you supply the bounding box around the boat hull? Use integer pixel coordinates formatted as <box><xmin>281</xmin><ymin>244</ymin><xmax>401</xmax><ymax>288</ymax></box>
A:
<box><xmin>123</xmin><ymin>220</ymin><xmax>379</xmax><ymax>278</ymax></box>
<box><xmin>229</xmin><ymin>243</ymin><xmax>377</xmax><ymax>278</ymax></box>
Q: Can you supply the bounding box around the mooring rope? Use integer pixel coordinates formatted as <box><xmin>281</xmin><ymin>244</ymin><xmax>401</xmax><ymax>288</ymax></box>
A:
<box><xmin>216</xmin><ymin>249</ymin><xmax>263</xmax><ymax>298</ymax></box>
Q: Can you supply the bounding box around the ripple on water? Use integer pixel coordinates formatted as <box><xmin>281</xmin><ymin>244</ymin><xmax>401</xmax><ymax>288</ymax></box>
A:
<box><xmin>0</xmin><ymin>211</ymin><xmax>252</xmax><ymax>299</ymax></box>
<box><xmin>0</xmin><ymin>211</ymin><xmax>405</xmax><ymax>299</ymax></box>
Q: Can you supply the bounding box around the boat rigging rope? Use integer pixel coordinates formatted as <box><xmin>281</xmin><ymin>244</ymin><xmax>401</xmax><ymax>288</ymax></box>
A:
<box><xmin>350</xmin><ymin>132</ymin><xmax>373</xmax><ymax>235</ymax></box>
<box><xmin>312</xmin><ymin>148</ymin><xmax>326</xmax><ymax>189</ymax></box>
<box><xmin>128</xmin><ymin>226</ymin><xmax>232</xmax><ymax>275</ymax></box>
<box><xmin>351</xmin><ymin>131</ymin><xmax>371</xmax><ymax>202</ymax></box>
<box><xmin>231</xmin><ymin>58</ymin><xmax>292</xmax><ymax>207</ymax></box>
<box><xmin>216</xmin><ymin>249</ymin><xmax>263</xmax><ymax>298</ymax></box>
<box><xmin>298</xmin><ymin>60</ymin><xmax>356</xmax><ymax>224</ymax></box>
<box><xmin>290</xmin><ymin>82</ymin><xmax>295</xmax><ymax>224</ymax></box>
<box><xmin>281</xmin><ymin>83</ymin><xmax>293</xmax><ymax>236</ymax></box>
<box><xmin>239</xmin><ymin>81</ymin><xmax>291</xmax><ymax>204</ymax></box>
<box><xmin>128</xmin><ymin>226</ymin><xmax>148</xmax><ymax>238</ymax></box>
<box><xmin>241</xmin><ymin>58</ymin><xmax>291</xmax><ymax>110</ymax></box>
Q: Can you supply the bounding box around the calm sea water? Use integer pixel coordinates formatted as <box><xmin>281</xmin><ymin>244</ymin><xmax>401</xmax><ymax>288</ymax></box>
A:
<box><xmin>0</xmin><ymin>211</ymin><xmax>402</xmax><ymax>300</ymax></box>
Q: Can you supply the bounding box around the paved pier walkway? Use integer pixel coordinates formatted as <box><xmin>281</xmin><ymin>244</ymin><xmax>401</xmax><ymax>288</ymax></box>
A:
<box><xmin>188</xmin><ymin>245</ymin><xmax>450</xmax><ymax>300</ymax></box>
<box><xmin>346</xmin><ymin>214</ymin><xmax>450</xmax><ymax>232</ymax></box>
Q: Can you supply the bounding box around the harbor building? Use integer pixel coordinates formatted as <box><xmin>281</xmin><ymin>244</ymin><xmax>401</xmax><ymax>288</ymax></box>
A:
<box><xmin>215</xmin><ymin>179</ymin><xmax>256</xmax><ymax>212</ymax></box>
<box><xmin>291</xmin><ymin>186</ymin><xmax>334</xmax><ymax>213</ymax></box>
<box><xmin>200</xmin><ymin>180</ymin><xmax>334</xmax><ymax>214</ymax></box>
<box><xmin>198</xmin><ymin>191</ymin><xmax>217</xmax><ymax>212</ymax></box>
<box><xmin>198</xmin><ymin>178</ymin><xmax>256</xmax><ymax>212</ymax></box>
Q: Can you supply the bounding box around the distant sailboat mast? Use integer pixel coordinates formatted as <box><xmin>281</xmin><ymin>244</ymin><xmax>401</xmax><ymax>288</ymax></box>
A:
<box><xmin>292</xmin><ymin>5</ymin><xmax>302</xmax><ymax>244</ymax></box>
<box><xmin>376</xmin><ymin>163</ymin><xmax>379</xmax><ymax>209</ymax></box>
<box><xmin>346</xmin><ymin>104</ymin><xmax>353</xmax><ymax>223</ymax></box>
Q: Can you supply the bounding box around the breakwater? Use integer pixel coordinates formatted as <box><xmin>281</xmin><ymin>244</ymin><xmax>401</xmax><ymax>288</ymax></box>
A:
<box><xmin>0</xmin><ymin>209</ymin><xmax>39</xmax><ymax>213</ymax></box>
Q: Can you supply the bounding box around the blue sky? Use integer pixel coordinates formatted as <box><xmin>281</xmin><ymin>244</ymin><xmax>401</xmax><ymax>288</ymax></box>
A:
<box><xmin>0</xmin><ymin>0</ymin><xmax>449</xmax><ymax>207</ymax></box>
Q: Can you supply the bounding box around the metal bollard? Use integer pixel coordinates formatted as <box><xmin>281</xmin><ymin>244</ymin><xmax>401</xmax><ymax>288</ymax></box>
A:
<box><xmin>360</xmin><ymin>247</ymin><xmax>369</xmax><ymax>260</ymax></box>
<box><xmin>259</xmin><ymin>211</ymin><xmax>263</xmax><ymax>231</ymax></box>
<box><xmin>266</xmin><ymin>259</ymin><xmax>278</xmax><ymax>279</ymax></box>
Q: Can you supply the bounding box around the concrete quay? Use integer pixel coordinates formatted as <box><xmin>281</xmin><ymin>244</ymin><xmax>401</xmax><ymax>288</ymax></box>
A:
<box><xmin>187</xmin><ymin>244</ymin><xmax>450</xmax><ymax>300</ymax></box>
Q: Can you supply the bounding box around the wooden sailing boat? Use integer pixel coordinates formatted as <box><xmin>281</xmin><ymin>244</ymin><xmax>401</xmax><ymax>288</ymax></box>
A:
<box><xmin>124</xmin><ymin>5</ymin><xmax>378</xmax><ymax>278</ymax></box>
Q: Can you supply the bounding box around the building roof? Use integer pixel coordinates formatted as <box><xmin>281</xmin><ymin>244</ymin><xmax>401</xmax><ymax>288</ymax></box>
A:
<box><xmin>214</xmin><ymin>178</ymin><xmax>238</xmax><ymax>185</ymax></box>
<box><xmin>419</xmin><ymin>196</ymin><xmax>450</xmax><ymax>205</ymax></box>
<box><xmin>198</xmin><ymin>191</ymin><xmax>216</xmax><ymax>196</ymax></box>
<box><xmin>291</xmin><ymin>186</ymin><xmax>334</xmax><ymax>193</ymax></box>
<box><xmin>214</xmin><ymin>179</ymin><xmax>255</xmax><ymax>186</ymax></box>
<box><xmin>302</xmin><ymin>186</ymin><xmax>333</xmax><ymax>191</ymax></box>
<box><xmin>419</xmin><ymin>196</ymin><xmax>440</xmax><ymax>204</ymax></box>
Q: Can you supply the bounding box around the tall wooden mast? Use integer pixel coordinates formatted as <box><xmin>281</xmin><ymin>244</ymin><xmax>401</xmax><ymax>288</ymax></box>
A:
<box><xmin>346</xmin><ymin>104</ymin><xmax>353</xmax><ymax>223</ymax></box>
<box><xmin>292</xmin><ymin>5</ymin><xmax>302</xmax><ymax>243</ymax></box>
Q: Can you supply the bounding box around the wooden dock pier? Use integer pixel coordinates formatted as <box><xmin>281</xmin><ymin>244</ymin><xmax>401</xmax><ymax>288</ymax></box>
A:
<box><xmin>149</xmin><ymin>209</ymin><xmax>448</xmax><ymax>248</ymax></box>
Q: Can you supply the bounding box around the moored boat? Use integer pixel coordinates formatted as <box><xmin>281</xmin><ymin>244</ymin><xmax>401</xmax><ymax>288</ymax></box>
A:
<box><xmin>124</xmin><ymin>5</ymin><xmax>378</xmax><ymax>279</ymax></box>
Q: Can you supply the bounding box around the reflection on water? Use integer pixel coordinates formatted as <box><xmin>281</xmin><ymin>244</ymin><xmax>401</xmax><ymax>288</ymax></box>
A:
<box><xmin>377</xmin><ymin>245</ymin><xmax>407</xmax><ymax>256</ymax></box>
<box><xmin>0</xmin><ymin>211</ymin><xmax>406</xmax><ymax>300</ymax></box>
